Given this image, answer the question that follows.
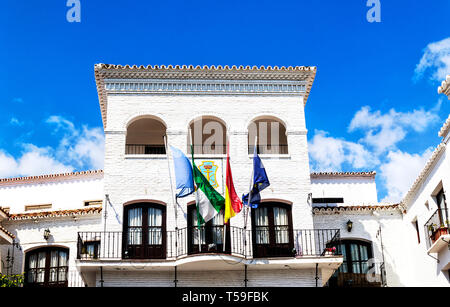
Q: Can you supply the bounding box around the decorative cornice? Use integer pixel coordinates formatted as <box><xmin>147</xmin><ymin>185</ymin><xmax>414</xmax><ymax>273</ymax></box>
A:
<box><xmin>94</xmin><ymin>64</ymin><xmax>317</xmax><ymax>129</ymax></box>
<box><xmin>401</xmin><ymin>143</ymin><xmax>447</xmax><ymax>209</ymax></box>
<box><xmin>313</xmin><ymin>204</ymin><xmax>400</xmax><ymax>215</ymax></box>
<box><xmin>310</xmin><ymin>171</ymin><xmax>376</xmax><ymax>179</ymax></box>
<box><xmin>9</xmin><ymin>207</ymin><xmax>102</xmax><ymax>221</ymax></box>
<box><xmin>438</xmin><ymin>75</ymin><xmax>450</xmax><ymax>98</ymax></box>
<box><xmin>0</xmin><ymin>170</ymin><xmax>104</xmax><ymax>186</ymax></box>
<box><xmin>438</xmin><ymin>114</ymin><xmax>450</xmax><ymax>138</ymax></box>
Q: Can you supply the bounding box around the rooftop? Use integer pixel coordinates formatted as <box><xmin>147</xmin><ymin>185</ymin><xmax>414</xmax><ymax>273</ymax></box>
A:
<box><xmin>94</xmin><ymin>63</ymin><xmax>317</xmax><ymax>128</ymax></box>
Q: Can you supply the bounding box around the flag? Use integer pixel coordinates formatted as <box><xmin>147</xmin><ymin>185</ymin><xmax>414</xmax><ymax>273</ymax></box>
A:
<box><xmin>224</xmin><ymin>141</ymin><xmax>243</xmax><ymax>224</ymax></box>
<box><xmin>242</xmin><ymin>146</ymin><xmax>270</xmax><ymax>208</ymax></box>
<box><xmin>170</xmin><ymin>146</ymin><xmax>194</xmax><ymax>199</ymax></box>
<box><xmin>191</xmin><ymin>147</ymin><xmax>225</xmax><ymax>225</ymax></box>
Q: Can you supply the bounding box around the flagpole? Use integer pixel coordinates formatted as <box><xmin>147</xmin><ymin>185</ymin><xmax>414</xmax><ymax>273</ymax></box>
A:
<box><xmin>223</xmin><ymin>139</ymin><xmax>229</xmax><ymax>253</ymax></box>
<box><xmin>189</xmin><ymin>128</ymin><xmax>202</xmax><ymax>252</ymax></box>
<box><xmin>164</xmin><ymin>135</ymin><xmax>178</xmax><ymax>232</ymax></box>
<box><xmin>244</xmin><ymin>135</ymin><xmax>257</xmax><ymax>230</ymax></box>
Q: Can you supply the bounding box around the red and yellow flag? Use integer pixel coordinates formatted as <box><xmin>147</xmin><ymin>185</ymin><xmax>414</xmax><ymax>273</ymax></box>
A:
<box><xmin>224</xmin><ymin>141</ymin><xmax>243</xmax><ymax>224</ymax></box>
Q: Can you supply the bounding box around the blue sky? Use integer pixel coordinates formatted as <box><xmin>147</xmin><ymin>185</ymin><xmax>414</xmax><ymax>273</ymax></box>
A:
<box><xmin>1</xmin><ymin>1</ymin><xmax>449</xmax><ymax>202</ymax></box>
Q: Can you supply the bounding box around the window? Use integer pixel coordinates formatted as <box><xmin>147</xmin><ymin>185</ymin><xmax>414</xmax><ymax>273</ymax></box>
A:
<box><xmin>248</xmin><ymin>117</ymin><xmax>288</xmax><ymax>154</ymax></box>
<box><xmin>327</xmin><ymin>240</ymin><xmax>377</xmax><ymax>287</ymax></box>
<box><xmin>251</xmin><ymin>202</ymin><xmax>293</xmax><ymax>257</ymax></box>
<box><xmin>312</xmin><ymin>198</ymin><xmax>344</xmax><ymax>204</ymax></box>
<box><xmin>84</xmin><ymin>200</ymin><xmax>102</xmax><ymax>206</ymax></box>
<box><xmin>187</xmin><ymin>205</ymin><xmax>230</xmax><ymax>254</ymax></box>
<box><xmin>25</xmin><ymin>247</ymin><xmax>69</xmax><ymax>287</ymax></box>
<box><xmin>125</xmin><ymin>117</ymin><xmax>166</xmax><ymax>154</ymax></box>
<box><xmin>25</xmin><ymin>204</ymin><xmax>52</xmax><ymax>211</ymax></box>
<box><xmin>188</xmin><ymin>116</ymin><xmax>227</xmax><ymax>155</ymax></box>
<box><xmin>123</xmin><ymin>203</ymin><xmax>166</xmax><ymax>259</ymax></box>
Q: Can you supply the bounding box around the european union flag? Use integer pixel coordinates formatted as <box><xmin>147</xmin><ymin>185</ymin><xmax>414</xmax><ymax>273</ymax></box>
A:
<box><xmin>242</xmin><ymin>146</ymin><xmax>270</xmax><ymax>208</ymax></box>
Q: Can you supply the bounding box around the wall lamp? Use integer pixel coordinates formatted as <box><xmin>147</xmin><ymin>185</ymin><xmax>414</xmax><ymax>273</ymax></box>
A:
<box><xmin>43</xmin><ymin>228</ymin><xmax>51</xmax><ymax>240</ymax></box>
<box><xmin>346</xmin><ymin>220</ymin><xmax>353</xmax><ymax>232</ymax></box>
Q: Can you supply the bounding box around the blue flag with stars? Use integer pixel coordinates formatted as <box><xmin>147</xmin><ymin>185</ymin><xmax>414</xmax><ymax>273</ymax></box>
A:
<box><xmin>242</xmin><ymin>146</ymin><xmax>270</xmax><ymax>208</ymax></box>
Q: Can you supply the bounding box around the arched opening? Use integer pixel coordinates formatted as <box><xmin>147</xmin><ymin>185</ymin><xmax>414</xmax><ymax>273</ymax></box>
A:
<box><xmin>248</xmin><ymin>117</ymin><xmax>288</xmax><ymax>154</ymax></box>
<box><xmin>125</xmin><ymin>117</ymin><xmax>167</xmax><ymax>154</ymax></box>
<box><xmin>24</xmin><ymin>246</ymin><xmax>69</xmax><ymax>287</ymax></box>
<box><xmin>327</xmin><ymin>239</ymin><xmax>381</xmax><ymax>287</ymax></box>
<box><xmin>251</xmin><ymin>201</ymin><xmax>294</xmax><ymax>257</ymax></box>
<box><xmin>187</xmin><ymin>116</ymin><xmax>227</xmax><ymax>155</ymax></box>
<box><xmin>122</xmin><ymin>202</ymin><xmax>166</xmax><ymax>259</ymax></box>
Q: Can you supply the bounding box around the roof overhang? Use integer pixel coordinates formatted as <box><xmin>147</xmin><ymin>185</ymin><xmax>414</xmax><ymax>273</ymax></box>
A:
<box><xmin>94</xmin><ymin>64</ymin><xmax>317</xmax><ymax>129</ymax></box>
<box><xmin>438</xmin><ymin>75</ymin><xmax>450</xmax><ymax>98</ymax></box>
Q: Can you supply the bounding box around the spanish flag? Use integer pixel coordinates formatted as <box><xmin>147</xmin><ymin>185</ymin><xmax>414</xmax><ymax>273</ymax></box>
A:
<box><xmin>224</xmin><ymin>141</ymin><xmax>243</xmax><ymax>224</ymax></box>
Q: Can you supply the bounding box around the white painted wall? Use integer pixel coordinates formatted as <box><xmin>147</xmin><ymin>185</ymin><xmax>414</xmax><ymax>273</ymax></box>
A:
<box><xmin>311</xmin><ymin>177</ymin><xmax>378</xmax><ymax>205</ymax></box>
<box><xmin>103</xmin><ymin>94</ymin><xmax>313</xmax><ymax>234</ymax></box>
<box><xmin>0</xmin><ymin>176</ymin><xmax>104</xmax><ymax>214</ymax></box>
<box><xmin>401</xmin><ymin>145</ymin><xmax>450</xmax><ymax>286</ymax></box>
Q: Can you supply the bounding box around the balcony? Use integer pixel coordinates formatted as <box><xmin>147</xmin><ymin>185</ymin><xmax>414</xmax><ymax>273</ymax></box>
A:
<box><xmin>424</xmin><ymin>208</ymin><xmax>450</xmax><ymax>253</ymax></box>
<box><xmin>125</xmin><ymin>144</ymin><xmax>166</xmax><ymax>155</ymax></box>
<box><xmin>327</xmin><ymin>262</ymin><xmax>387</xmax><ymax>287</ymax></box>
<box><xmin>77</xmin><ymin>228</ymin><xmax>341</xmax><ymax>261</ymax></box>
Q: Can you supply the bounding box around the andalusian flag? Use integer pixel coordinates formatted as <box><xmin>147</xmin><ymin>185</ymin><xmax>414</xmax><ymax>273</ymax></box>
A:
<box><xmin>224</xmin><ymin>142</ymin><xmax>242</xmax><ymax>224</ymax></box>
<box><xmin>191</xmin><ymin>147</ymin><xmax>225</xmax><ymax>225</ymax></box>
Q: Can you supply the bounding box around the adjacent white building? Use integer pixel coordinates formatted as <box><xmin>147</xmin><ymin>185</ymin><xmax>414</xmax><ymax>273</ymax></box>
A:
<box><xmin>0</xmin><ymin>65</ymin><xmax>448</xmax><ymax>287</ymax></box>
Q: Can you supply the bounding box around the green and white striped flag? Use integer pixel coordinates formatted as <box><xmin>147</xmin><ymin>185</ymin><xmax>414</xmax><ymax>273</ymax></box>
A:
<box><xmin>191</xmin><ymin>148</ymin><xmax>225</xmax><ymax>226</ymax></box>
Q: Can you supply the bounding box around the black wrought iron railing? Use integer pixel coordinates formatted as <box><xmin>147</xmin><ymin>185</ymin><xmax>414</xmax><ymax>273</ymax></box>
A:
<box><xmin>248</xmin><ymin>144</ymin><xmax>289</xmax><ymax>155</ymax></box>
<box><xmin>77</xmin><ymin>228</ymin><xmax>341</xmax><ymax>260</ymax></box>
<box><xmin>326</xmin><ymin>262</ymin><xmax>386</xmax><ymax>288</ymax></box>
<box><xmin>187</xmin><ymin>144</ymin><xmax>227</xmax><ymax>155</ymax></box>
<box><xmin>424</xmin><ymin>208</ymin><xmax>450</xmax><ymax>249</ymax></box>
<box><xmin>125</xmin><ymin>144</ymin><xmax>166</xmax><ymax>155</ymax></box>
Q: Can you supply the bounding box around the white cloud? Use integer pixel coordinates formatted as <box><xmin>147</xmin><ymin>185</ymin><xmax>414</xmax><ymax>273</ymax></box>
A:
<box><xmin>0</xmin><ymin>116</ymin><xmax>104</xmax><ymax>178</ymax></box>
<box><xmin>10</xmin><ymin>117</ymin><xmax>24</xmax><ymax>126</ymax></box>
<box><xmin>310</xmin><ymin>103</ymin><xmax>441</xmax><ymax>203</ymax></box>
<box><xmin>379</xmin><ymin>148</ymin><xmax>434</xmax><ymax>203</ymax></box>
<box><xmin>414</xmin><ymin>37</ymin><xmax>450</xmax><ymax>82</ymax></box>
<box><xmin>308</xmin><ymin>130</ymin><xmax>378</xmax><ymax>171</ymax></box>
<box><xmin>348</xmin><ymin>106</ymin><xmax>439</xmax><ymax>153</ymax></box>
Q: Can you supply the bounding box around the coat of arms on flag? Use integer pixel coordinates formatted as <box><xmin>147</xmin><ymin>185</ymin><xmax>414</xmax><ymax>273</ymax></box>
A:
<box><xmin>198</xmin><ymin>161</ymin><xmax>219</xmax><ymax>188</ymax></box>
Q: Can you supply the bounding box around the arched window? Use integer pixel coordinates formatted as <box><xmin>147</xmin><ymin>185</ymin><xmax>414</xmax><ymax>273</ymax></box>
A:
<box><xmin>125</xmin><ymin>117</ymin><xmax>167</xmax><ymax>154</ymax></box>
<box><xmin>327</xmin><ymin>239</ymin><xmax>377</xmax><ymax>287</ymax></box>
<box><xmin>187</xmin><ymin>204</ymin><xmax>230</xmax><ymax>254</ymax></box>
<box><xmin>24</xmin><ymin>247</ymin><xmax>69</xmax><ymax>287</ymax></box>
<box><xmin>122</xmin><ymin>202</ymin><xmax>166</xmax><ymax>259</ymax></box>
<box><xmin>248</xmin><ymin>117</ymin><xmax>288</xmax><ymax>154</ymax></box>
<box><xmin>251</xmin><ymin>202</ymin><xmax>294</xmax><ymax>257</ymax></box>
<box><xmin>188</xmin><ymin>116</ymin><xmax>227</xmax><ymax>155</ymax></box>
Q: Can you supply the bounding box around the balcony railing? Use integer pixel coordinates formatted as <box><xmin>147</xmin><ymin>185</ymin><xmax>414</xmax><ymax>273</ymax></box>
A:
<box><xmin>327</xmin><ymin>262</ymin><xmax>386</xmax><ymax>288</ymax></box>
<box><xmin>77</xmin><ymin>228</ymin><xmax>341</xmax><ymax>260</ymax></box>
<box><xmin>424</xmin><ymin>208</ymin><xmax>450</xmax><ymax>249</ymax></box>
<box><xmin>248</xmin><ymin>144</ymin><xmax>288</xmax><ymax>155</ymax></box>
<box><xmin>125</xmin><ymin>144</ymin><xmax>166</xmax><ymax>155</ymax></box>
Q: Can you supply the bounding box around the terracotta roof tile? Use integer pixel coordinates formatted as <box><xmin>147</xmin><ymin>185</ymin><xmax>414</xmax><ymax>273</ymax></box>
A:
<box><xmin>9</xmin><ymin>207</ymin><xmax>102</xmax><ymax>221</ymax></box>
<box><xmin>438</xmin><ymin>75</ymin><xmax>450</xmax><ymax>97</ymax></box>
<box><xmin>0</xmin><ymin>170</ymin><xmax>103</xmax><ymax>186</ymax></box>
<box><xmin>0</xmin><ymin>224</ymin><xmax>15</xmax><ymax>239</ymax></box>
<box><xmin>313</xmin><ymin>204</ymin><xmax>400</xmax><ymax>214</ymax></box>
<box><xmin>310</xmin><ymin>171</ymin><xmax>376</xmax><ymax>179</ymax></box>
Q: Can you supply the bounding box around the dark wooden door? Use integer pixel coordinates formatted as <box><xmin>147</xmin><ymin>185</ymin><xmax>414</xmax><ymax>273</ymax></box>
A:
<box><xmin>251</xmin><ymin>202</ymin><xmax>294</xmax><ymax>258</ymax></box>
<box><xmin>123</xmin><ymin>203</ymin><xmax>166</xmax><ymax>259</ymax></box>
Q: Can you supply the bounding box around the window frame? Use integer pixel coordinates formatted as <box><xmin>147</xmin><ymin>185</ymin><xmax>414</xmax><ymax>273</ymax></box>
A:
<box><xmin>187</xmin><ymin>204</ymin><xmax>231</xmax><ymax>254</ymax></box>
<box><xmin>122</xmin><ymin>202</ymin><xmax>167</xmax><ymax>259</ymax></box>
<box><xmin>24</xmin><ymin>246</ymin><xmax>69</xmax><ymax>288</ymax></box>
<box><xmin>250</xmin><ymin>202</ymin><xmax>294</xmax><ymax>258</ymax></box>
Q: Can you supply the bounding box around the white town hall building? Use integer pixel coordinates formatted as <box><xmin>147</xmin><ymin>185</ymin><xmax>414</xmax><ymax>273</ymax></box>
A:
<box><xmin>0</xmin><ymin>65</ymin><xmax>449</xmax><ymax>287</ymax></box>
